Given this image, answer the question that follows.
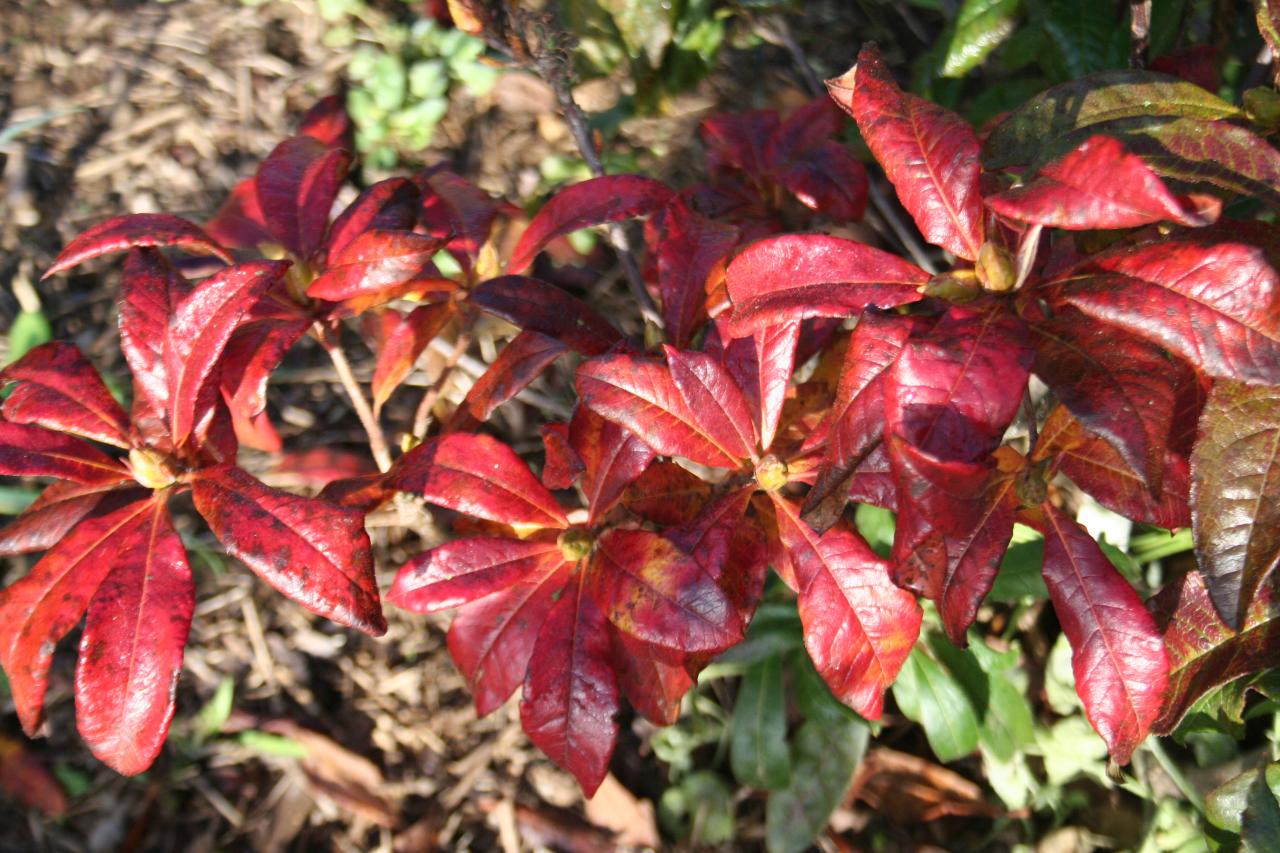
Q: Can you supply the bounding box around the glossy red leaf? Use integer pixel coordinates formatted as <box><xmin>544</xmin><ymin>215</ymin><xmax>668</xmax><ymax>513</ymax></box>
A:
<box><xmin>191</xmin><ymin>465</ymin><xmax>385</xmax><ymax>635</ymax></box>
<box><xmin>591</xmin><ymin>528</ymin><xmax>742</xmax><ymax>654</ymax></box>
<box><xmin>1056</xmin><ymin>239</ymin><xmax>1280</xmax><ymax>384</ymax></box>
<box><xmin>669</xmin><ymin>487</ymin><xmax>765</xmax><ymax>634</ymax></box>
<box><xmin>450</xmin><ymin>331</ymin><xmax>568</xmax><ymax>429</ymax></box>
<box><xmin>317</xmin><ymin>472</ymin><xmax>396</xmax><ymax>514</ymax></box>
<box><xmin>1190</xmin><ymin>380</ymin><xmax>1280</xmax><ymax>629</ymax></box>
<box><xmin>119</xmin><ymin>249</ymin><xmax>189</xmax><ymax>434</ymax></box>
<box><xmin>0</xmin><ymin>481</ymin><xmax>137</xmax><ymax>556</ymax></box>
<box><xmin>656</xmin><ymin>199</ymin><xmax>740</xmax><ymax>348</ymax></box>
<box><xmin>254</xmin><ymin>135</ymin><xmax>351</xmax><ymax>260</ymax></box>
<box><xmin>0</xmin><ymin>422</ymin><xmax>130</xmax><ymax>485</ymax></box>
<box><xmin>468</xmin><ymin>276</ymin><xmax>622</xmax><ymax>356</ymax></box>
<box><xmin>520</xmin><ymin>572</ymin><xmax>620</xmax><ymax>795</ymax></box>
<box><xmin>718</xmin><ymin>322</ymin><xmax>800</xmax><ymax>453</ymax></box>
<box><xmin>666</xmin><ymin>345</ymin><xmax>758</xmax><ymax>462</ymax></box>
<box><xmin>370</xmin><ymin>302</ymin><xmax>455</xmax><ymax>413</ymax></box>
<box><xmin>448</xmin><ymin>558</ymin><xmax>572</xmax><ymax>716</ymax></box>
<box><xmin>576</xmin><ymin>353</ymin><xmax>746</xmax><ymax>469</ymax></box>
<box><xmin>724</xmin><ymin>234</ymin><xmax>926</xmax><ymax>335</ymax></box>
<box><xmin>297</xmin><ymin>94</ymin><xmax>353</xmax><ymax>149</ymax></box>
<box><xmin>164</xmin><ymin>259</ymin><xmax>290</xmax><ymax>447</ymax></box>
<box><xmin>390</xmin><ymin>536</ymin><xmax>566</xmax><ymax>614</ymax></box>
<box><xmin>74</xmin><ymin>499</ymin><xmax>193</xmax><ymax>775</ymax></box>
<box><xmin>2</xmin><ymin>343</ymin><xmax>130</xmax><ymax>448</ymax></box>
<box><xmin>620</xmin><ymin>461</ymin><xmax>712</xmax><ymax>527</ymax></box>
<box><xmin>390</xmin><ymin>433</ymin><xmax>568</xmax><ymax>529</ymax></box>
<box><xmin>417</xmin><ymin>168</ymin><xmax>508</xmax><ymax>266</ymax></box>
<box><xmin>44</xmin><ymin>214</ymin><xmax>232</xmax><ymax>278</ymax></box>
<box><xmin>508</xmin><ymin>175</ymin><xmax>673</xmax><ymax>274</ymax></box>
<box><xmin>0</xmin><ymin>495</ymin><xmax>154</xmax><ymax>734</ymax></box>
<box><xmin>771</xmin><ymin>496</ymin><xmax>921</xmax><ymax>720</ymax></box>
<box><xmin>540</xmin><ymin>422</ymin><xmax>584</xmax><ymax>490</ymax></box>
<box><xmin>610</xmin><ymin>627</ymin><xmax>694</xmax><ymax>726</ymax></box>
<box><xmin>773</xmin><ymin>141</ymin><xmax>869</xmax><ymax>221</ymax></box>
<box><xmin>307</xmin><ymin>230</ymin><xmax>452</xmax><ymax>313</ymax></box>
<box><xmin>325</xmin><ymin>178</ymin><xmax>420</xmax><ymax>262</ymax></box>
<box><xmin>204</xmin><ymin>177</ymin><xmax>273</xmax><ymax>251</ymax></box>
<box><xmin>565</xmin><ymin>408</ymin><xmax>655</xmax><ymax>525</ymax></box>
<box><xmin>1038</xmin><ymin>504</ymin><xmax>1169</xmax><ymax>764</ymax></box>
<box><xmin>988</xmin><ymin>135</ymin><xmax>1217</xmax><ymax>229</ymax></box>
<box><xmin>830</xmin><ymin>44</ymin><xmax>984</xmax><ymax>260</ymax></box>
<box><xmin>220</xmin><ymin>317</ymin><xmax>311</xmax><ymax>423</ymax></box>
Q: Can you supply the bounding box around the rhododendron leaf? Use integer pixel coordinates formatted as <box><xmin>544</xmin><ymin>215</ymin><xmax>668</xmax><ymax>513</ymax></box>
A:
<box><xmin>449</xmin><ymin>331</ymin><xmax>568</xmax><ymax>430</ymax></box>
<box><xmin>297</xmin><ymin>93</ymin><xmax>353</xmax><ymax>150</ymax></box>
<box><xmin>719</xmin><ymin>322</ymin><xmax>800</xmax><ymax>453</ymax></box>
<box><xmin>317</xmin><ymin>472</ymin><xmax>396</xmax><ymax>514</ymax></box>
<box><xmin>724</xmin><ymin>234</ymin><xmax>927</xmax><ymax>335</ymax></box>
<box><xmin>390</xmin><ymin>433</ymin><xmax>568</xmax><ymax>528</ymax></box>
<box><xmin>119</xmin><ymin>249</ymin><xmax>189</xmax><ymax>433</ymax></box>
<box><xmin>670</xmin><ymin>487</ymin><xmax>766</xmax><ymax>635</ymax></box>
<box><xmin>830</xmin><ymin>44</ymin><xmax>984</xmax><ymax>259</ymax></box>
<box><xmin>254</xmin><ymin>135</ymin><xmax>351</xmax><ymax>260</ymax></box>
<box><xmin>325</xmin><ymin>178</ymin><xmax>420</xmax><ymax>262</ymax></box>
<box><xmin>666</xmin><ymin>345</ymin><xmax>758</xmax><ymax>462</ymax></box>
<box><xmin>0</xmin><ymin>481</ymin><xmax>139</xmax><ymax>557</ymax></box>
<box><xmin>0</xmin><ymin>422</ymin><xmax>131</xmax><ymax>485</ymax></box>
<box><xmin>74</xmin><ymin>499</ymin><xmax>193</xmax><ymax>775</ymax></box>
<box><xmin>656</xmin><ymin>199</ymin><xmax>739</xmax><ymax>348</ymax></box>
<box><xmin>191</xmin><ymin>465</ymin><xmax>386</xmax><ymax>635</ymax></box>
<box><xmin>2</xmin><ymin>343</ymin><xmax>130</xmax><ymax>448</ymax></box>
<box><xmin>610</xmin><ymin>627</ymin><xmax>694</xmax><ymax>726</ymax></box>
<box><xmin>771</xmin><ymin>495</ymin><xmax>921</xmax><ymax>720</ymax></box>
<box><xmin>164</xmin><ymin>260</ymin><xmax>290</xmax><ymax>447</ymax></box>
<box><xmin>219</xmin><ymin>317</ymin><xmax>311</xmax><ymax>426</ymax></box>
<box><xmin>1037</xmin><ymin>504</ymin><xmax>1169</xmax><ymax>764</ymax></box>
<box><xmin>44</xmin><ymin>214</ymin><xmax>232</xmax><ymax>277</ymax></box>
<box><xmin>307</xmin><ymin>230</ymin><xmax>452</xmax><ymax>314</ymax></box>
<box><xmin>205</xmin><ymin>177</ymin><xmax>272</xmax><ymax>251</ymax></box>
<box><xmin>540</xmin><ymin>422</ymin><xmax>584</xmax><ymax>490</ymax></box>
<box><xmin>621</xmin><ymin>461</ymin><xmax>713</xmax><ymax>527</ymax></box>
<box><xmin>370</xmin><ymin>303</ymin><xmax>456</xmax><ymax>413</ymax></box>
<box><xmin>702</xmin><ymin>110</ymin><xmax>779</xmax><ymax>179</ymax></box>
<box><xmin>468</xmin><ymin>276</ymin><xmax>622</xmax><ymax>356</ymax></box>
<box><xmin>417</xmin><ymin>168</ymin><xmax>508</xmax><ymax>266</ymax></box>
<box><xmin>775</xmin><ymin>141</ymin><xmax>869</xmax><ymax>221</ymax></box>
<box><xmin>508</xmin><ymin>175</ymin><xmax>673</xmax><ymax>274</ymax></box>
<box><xmin>988</xmin><ymin>135</ymin><xmax>1217</xmax><ymax>229</ymax></box>
<box><xmin>389</xmin><ymin>537</ymin><xmax>566</xmax><ymax>614</ymax></box>
<box><xmin>1190</xmin><ymin>380</ymin><xmax>1280</xmax><ymax>629</ymax></box>
<box><xmin>565</xmin><ymin>408</ymin><xmax>654</xmax><ymax>525</ymax></box>
<box><xmin>0</xmin><ymin>495</ymin><xmax>155</xmax><ymax>735</ymax></box>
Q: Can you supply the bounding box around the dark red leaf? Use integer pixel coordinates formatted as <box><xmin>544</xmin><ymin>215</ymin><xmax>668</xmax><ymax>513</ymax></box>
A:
<box><xmin>468</xmin><ymin>276</ymin><xmax>622</xmax><ymax>356</ymax></box>
<box><xmin>191</xmin><ymin>465</ymin><xmax>386</xmax><ymax>635</ymax></box>
<box><xmin>74</xmin><ymin>499</ymin><xmax>193</xmax><ymax>775</ymax></box>
<box><xmin>773</xmin><ymin>141</ymin><xmax>869</xmax><ymax>221</ymax></box>
<box><xmin>669</xmin><ymin>487</ymin><xmax>766</xmax><ymax>634</ymax></box>
<box><xmin>610</xmin><ymin>627</ymin><xmax>693</xmax><ymax>726</ymax></box>
<box><xmin>325</xmin><ymin>178</ymin><xmax>422</xmax><ymax>263</ymax></box>
<box><xmin>370</xmin><ymin>302</ymin><xmax>456</xmax><ymax>412</ymax></box>
<box><xmin>205</xmin><ymin>177</ymin><xmax>273</xmax><ymax>251</ymax></box>
<box><xmin>565</xmin><ymin>408</ymin><xmax>654</xmax><ymax>525</ymax></box>
<box><xmin>666</xmin><ymin>345</ymin><xmax>758</xmax><ymax>462</ymax></box>
<box><xmin>702</xmin><ymin>110</ymin><xmax>779</xmax><ymax>180</ymax></box>
<box><xmin>541</xmin><ymin>422</ymin><xmax>584</xmax><ymax>490</ymax></box>
<box><xmin>44</xmin><ymin>214</ymin><xmax>232</xmax><ymax>278</ymax></box>
<box><xmin>1149</xmin><ymin>45</ymin><xmax>1221</xmax><ymax>93</ymax></box>
<box><xmin>317</xmin><ymin>472</ymin><xmax>396</xmax><ymax>514</ymax></box>
<box><xmin>119</xmin><ymin>249</ymin><xmax>189</xmax><ymax>438</ymax></box>
<box><xmin>417</xmin><ymin>169</ymin><xmax>508</xmax><ymax>266</ymax></box>
<box><xmin>254</xmin><ymin>136</ymin><xmax>351</xmax><ymax>260</ymax></box>
<box><xmin>449</xmin><ymin>331</ymin><xmax>568</xmax><ymax>429</ymax></box>
<box><xmin>620</xmin><ymin>461</ymin><xmax>712</xmax><ymax>526</ymax></box>
<box><xmin>718</xmin><ymin>322</ymin><xmax>801</xmax><ymax>453</ymax></box>
<box><xmin>655</xmin><ymin>199</ymin><xmax>740</xmax><ymax>348</ymax></box>
<box><xmin>0</xmin><ymin>422</ymin><xmax>131</xmax><ymax>485</ymax></box>
<box><xmin>520</xmin><ymin>572</ymin><xmax>620</xmax><ymax>795</ymax></box>
<box><xmin>297</xmin><ymin>94</ymin><xmax>353</xmax><ymax>150</ymax></box>
<box><xmin>830</xmin><ymin>44</ymin><xmax>985</xmax><ymax>260</ymax></box>
<box><xmin>390</xmin><ymin>433</ymin><xmax>569</xmax><ymax>529</ymax></box>
<box><xmin>766</xmin><ymin>97</ymin><xmax>844</xmax><ymax>166</ymax></box>
<box><xmin>1037</xmin><ymin>503</ymin><xmax>1169</xmax><ymax>764</ymax></box>
<box><xmin>307</xmin><ymin>230</ymin><xmax>452</xmax><ymax>313</ymax></box>
<box><xmin>219</xmin><ymin>317</ymin><xmax>311</xmax><ymax>425</ymax></box>
<box><xmin>724</xmin><ymin>234</ymin><xmax>926</xmax><ymax>335</ymax></box>
<box><xmin>389</xmin><ymin>536</ymin><xmax>566</xmax><ymax>614</ymax></box>
<box><xmin>3</xmin><ymin>343</ymin><xmax>130</xmax><ymax>448</ymax></box>
<box><xmin>0</xmin><ymin>481</ymin><xmax>138</xmax><ymax>557</ymax></box>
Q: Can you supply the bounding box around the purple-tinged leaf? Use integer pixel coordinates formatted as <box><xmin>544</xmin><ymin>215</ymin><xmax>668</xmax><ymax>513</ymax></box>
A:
<box><xmin>44</xmin><ymin>214</ymin><xmax>232</xmax><ymax>278</ymax></box>
<box><xmin>417</xmin><ymin>169</ymin><xmax>508</xmax><ymax>267</ymax></box>
<box><xmin>468</xmin><ymin>276</ymin><xmax>622</xmax><ymax>356</ymax></box>
<box><xmin>204</xmin><ymin>177</ymin><xmax>273</xmax><ymax>252</ymax></box>
<box><xmin>0</xmin><ymin>481</ymin><xmax>139</xmax><ymax>556</ymax></box>
<box><xmin>3</xmin><ymin>343</ymin><xmax>130</xmax><ymax>448</ymax></box>
<box><xmin>219</xmin><ymin>317</ymin><xmax>311</xmax><ymax>427</ymax></box>
<box><xmin>541</xmin><ymin>422</ymin><xmax>584</xmax><ymax>490</ymax></box>
<box><xmin>610</xmin><ymin>627</ymin><xmax>693</xmax><ymax>726</ymax></box>
<box><xmin>389</xmin><ymin>536</ymin><xmax>566</xmax><ymax>614</ymax></box>
<box><xmin>297</xmin><ymin>94</ymin><xmax>353</xmax><ymax>150</ymax></box>
<box><xmin>254</xmin><ymin>136</ymin><xmax>351</xmax><ymax>260</ymax></box>
<box><xmin>620</xmin><ymin>461</ymin><xmax>712</xmax><ymax>527</ymax></box>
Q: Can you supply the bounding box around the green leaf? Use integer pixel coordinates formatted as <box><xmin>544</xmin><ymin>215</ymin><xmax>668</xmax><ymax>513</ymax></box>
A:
<box><xmin>658</xmin><ymin>770</ymin><xmax>736</xmax><ymax>844</ymax></box>
<box><xmin>239</xmin><ymin>730</ymin><xmax>308</xmax><ymax>759</ymax></box>
<box><xmin>1044</xmin><ymin>632</ymin><xmax>1080</xmax><ymax>715</ymax></box>
<box><xmin>8</xmin><ymin>310</ymin><xmax>52</xmax><ymax>365</ymax></box>
<box><xmin>1038</xmin><ymin>715</ymin><xmax>1110</xmax><ymax>786</ymax></box>
<box><xmin>1034</xmin><ymin>0</ymin><xmax>1127</xmax><ymax>80</ymax></box>
<box><xmin>53</xmin><ymin>763</ymin><xmax>92</xmax><ymax>798</ymax></box>
<box><xmin>891</xmin><ymin>646</ymin><xmax>979</xmax><ymax>762</ymax></box>
<box><xmin>1207</xmin><ymin>763</ymin><xmax>1280</xmax><ymax>834</ymax></box>
<box><xmin>854</xmin><ymin>503</ymin><xmax>895</xmax><ymax>558</ymax></box>
<box><xmin>600</xmin><ymin>0</ymin><xmax>674</xmax><ymax>67</ymax></box>
<box><xmin>765</xmin><ymin>716</ymin><xmax>867</xmax><ymax>853</ymax></box>
<box><xmin>195</xmin><ymin>677</ymin><xmax>235</xmax><ymax>741</ymax></box>
<box><xmin>940</xmin><ymin>0</ymin><xmax>1022</xmax><ymax>78</ymax></box>
<box><xmin>731</xmin><ymin>656</ymin><xmax>791</xmax><ymax>790</ymax></box>
<box><xmin>1244</xmin><ymin>766</ymin><xmax>1280</xmax><ymax>851</ymax></box>
<box><xmin>0</xmin><ymin>485</ymin><xmax>39</xmax><ymax>515</ymax></box>
<box><xmin>990</xmin><ymin>523</ymin><xmax>1049</xmax><ymax>601</ymax></box>
<box><xmin>790</xmin><ymin>650</ymin><xmax>860</xmax><ymax>727</ymax></box>
<box><xmin>931</xmin><ymin>633</ymin><xmax>1037</xmax><ymax>761</ymax></box>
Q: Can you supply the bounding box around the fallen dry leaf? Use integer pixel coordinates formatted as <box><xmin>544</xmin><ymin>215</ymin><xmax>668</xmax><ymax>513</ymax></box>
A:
<box><xmin>849</xmin><ymin>747</ymin><xmax>999</xmax><ymax>823</ymax></box>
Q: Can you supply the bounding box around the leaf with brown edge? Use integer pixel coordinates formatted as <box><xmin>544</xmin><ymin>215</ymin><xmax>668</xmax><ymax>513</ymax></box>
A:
<box><xmin>317</xmin><ymin>472</ymin><xmax>396</xmax><ymax>514</ymax></box>
<box><xmin>468</xmin><ymin>276</ymin><xmax>622</xmax><ymax>356</ymax></box>
<box><xmin>1150</xmin><ymin>569</ymin><xmax>1280</xmax><ymax>733</ymax></box>
<box><xmin>370</xmin><ymin>302</ymin><xmax>455</xmax><ymax>413</ymax></box>
<box><xmin>564</xmin><ymin>407</ymin><xmax>654</xmax><ymax>525</ymax></box>
<box><xmin>0</xmin><ymin>495</ymin><xmax>154</xmax><ymax>735</ymax></box>
<box><xmin>771</xmin><ymin>495</ymin><xmax>920</xmax><ymax>719</ymax></box>
<box><xmin>119</xmin><ymin>249</ymin><xmax>189</xmax><ymax>431</ymax></box>
<box><xmin>74</xmin><ymin>498</ymin><xmax>193</xmax><ymax>776</ymax></box>
<box><xmin>520</xmin><ymin>572</ymin><xmax>620</xmax><ymax>796</ymax></box>
<box><xmin>656</xmin><ymin>198</ymin><xmax>740</xmax><ymax>348</ymax></box>
<box><xmin>724</xmin><ymin>234</ymin><xmax>927</xmax><ymax>335</ymax></box>
<box><xmin>718</xmin><ymin>322</ymin><xmax>800</xmax><ymax>454</ymax></box>
<box><xmin>307</xmin><ymin>230</ymin><xmax>452</xmax><ymax>313</ymax></box>
<box><xmin>591</xmin><ymin>528</ymin><xmax>743</xmax><ymax>655</ymax></box>
<box><xmin>0</xmin><ymin>481</ymin><xmax>140</xmax><ymax>557</ymax></box>
<box><xmin>508</xmin><ymin>175</ymin><xmax>673</xmax><ymax>274</ymax></box>
<box><xmin>191</xmin><ymin>465</ymin><xmax>385</xmax><ymax>636</ymax></box>
<box><xmin>254</xmin><ymin>135</ymin><xmax>351</xmax><ymax>260</ymax></box>
<box><xmin>610</xmin><ymin>626</ymin><xmax>694</xmax><ymax>727</ymax></box>
<box><xmin>389</xmin><ymin>536</ymin><xmax>566</xmax><ymax>614</ymax></box>
<box><xmin>43</xmin><ymin>214</ymin><xmax>232</xmax><ymax>278</ymax></box>
<box><xmin>576</xmin><ymin>353</ymin><xmax>745</xmax><ymax>469</ymax></box>
<box><xmin>987</xmin><ymin>135</ymin><xmax>1217</xmax><ymax>229</ymax></box>
<box><xmin>3</xmin><ymin>343</ymin><xmax>130</xmax><ymax>448</ymax></box>
<box><xmin>621</xmin><ymin>461</ymin><xmax>712</xmax><ymax>527</ymax></box>
<box><xmin>1055</xmin><ymin>238</ymin><xmax>1280</xmax><ymax>385</ymax></box>
<box><xmin>666</xmin><ymin>345</ymin><xmax>758</xmax><ymax>462</ymax></box>
<box><xmin>1190</xmin><ymin>380</ymin><xmax>1280</xmax><ymax>629</ymax></box>
<box><xmin>829</xmin><ymin>44</ymin><xmax>984</xmax><ymax>260</ymax></box>
<box><xmin>390</xmin><ymin>433</ymin><xmax>568</xmax><ymax>529</ymax></box>
<box><xmin>449</xmin><ymin>331</ymin><xmax>568</xmax><ymax>430</ymax></box>
<box><xmin>164</xmin><ymin>259</ymin><xmax>290</xmax><ymax>447</ymax></box>
<box><xmin>1037</xmin><ymin>503</ymin><xmax>1169</xmax><ymax>764</ymax></box>
<box><xmin>449</xmin><ymin>558</ymin><xmax>572</xmax><ymax>716</ymax></box>
<box><xmin>0</xmin><ymin>422</ymin><xmax>131</xmax><ymax>485</ymax></box>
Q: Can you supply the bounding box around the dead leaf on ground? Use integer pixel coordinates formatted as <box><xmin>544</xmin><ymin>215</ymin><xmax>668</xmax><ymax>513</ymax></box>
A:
<box><xmin>262</xmin><ymin>720</ymin><xmax>398</xmax><ymax>827</ymax></box>
<box><xmin>849</xmin><ymin>747</ymin><xmax>1000</xmax><ymax>823</ymax></box>
<box><xmin>584</xmin><ymin>772</ymin><xmax>660</xmax><ymax>848</ymax></box>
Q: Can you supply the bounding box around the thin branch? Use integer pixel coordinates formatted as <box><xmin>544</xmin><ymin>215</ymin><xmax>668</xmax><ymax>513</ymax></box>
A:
<box><xmin>413</xmin><ymin>330</ymin><xmax>472</xmax><ymax>439</ymax></box>
<box><xmin>1130</xmin><ymin>0</ymin><xmax>1152</xmax><ymax>69</ymax></box>
<box><xmin>315</xmin><ymin>322</ymin><xmax>393</xmax><ymax>472</ymax></box>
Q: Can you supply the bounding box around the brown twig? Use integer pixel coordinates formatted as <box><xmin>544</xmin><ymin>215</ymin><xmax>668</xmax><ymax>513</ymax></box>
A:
<box><xmin>314</xmin><ymin>322</ymin><xmax>393</xmax><ymax>472</ymax></box>
<box><xmin>1130</xmin><ymin>0</ymin><xmax>1152</xmax><ymax>68</ymax></box>
<box><xmin>412</xmin><ymin>330</ymin><xmax>472</xmax><ymax>439</ymax></box>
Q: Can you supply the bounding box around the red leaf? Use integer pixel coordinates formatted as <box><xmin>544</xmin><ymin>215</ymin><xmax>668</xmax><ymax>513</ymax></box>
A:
<box><xmin>468</xmin><ymin>276</ymin><xmax>622</xmax><ymax>355</ymax></box>
<box><xmin>191</xmin><ymin>465</ymin><xmax>386</xmax><ymax>635</ymax></box>
<box><xmin>448</xmin><ymin>558</ymin><xmax>572</xmax><ymax>715</ymax></box>
<box><xmin>317</xmin><ymin>472</ymin><xmax>396</xmax><ymax>514</ymax></box>
<box><xmin>830</xmin><ymin>44</ymin><xmax>985</xmax><ymax>260</ymax></box>
<box><xmin>0</xmin><ymin>481</ymin><xmax>137</xmax><ymax>556</ymax></box>
<box><xmin>666</xmin><ymin>345</ymin><xmax>758</xmax><ymax>462</ymax></box>
<box><xmin>724</xmin><ymin>234</ymin><xmax>926</xmax><ymax>335</ymax></box>
<box><xmin>610</xmin><ymin>627</ymin><xmax>693</xmax><ymax>726</ymax></box>
<box><xmin>3</xmin><ymin>343</ymin><xmax>130</xmax><ymax>448</ymax></box>
<box><xmin>566</xmin><ymin>408</ymin><xmax>654</xmax><ymax>525</ymax></box>
<box><xmin>254</xmin><ymin>136</ymin><xmax>351</xmax><ymax>260</ymax></box>
<box><xmin>74</xmin><ymin>500</ymin><xmax>193</xmax><ymax>775</ymax></box>
<box><xmin>205</xmin><ymin>177</ymin><xmax>273</xmax><ymax>251</ymax></box>
<box><xmin>325</xmin><ymin>178</ymin><xmax>421</xmax><ymax>262</ymax></box>
<box><xmin>119</xmin><ymin>249</ymin><xmax>189</xmax><ymax>436</ymax></box>
<box><xmin>449</xmin><ymin>331</ymin><xmax>568</xmax><ymax>429</ymax></box>
<box><xmin>297</xmin><ymin>94</ymin><xmax>353</xmax><ymax>150</ymax></box>
<box><xmin>219</xmin><ymin>317</ymin><xmax>311</xmax><ymax>423</ymax></box>
<box><xmin>1038</xmin><ymin>504</ymin><xmax>1168</xmax><ymax>763</ymax></box>
<box><xmin>520</xmin><ymin>572</ymin><xmax>620</xmax><ymax>795</ymax></box>
<box><xmin>620</xmin><ymin>461</ymin><xmax>712</xmax><ymax>526</ymax></box>
<box><xmin>307</xmin><ymin>230</ymin><xmax>452</xmax><ymax>313</ymax></box>
<box><xmin>1056</xmin><ymin>238</ymin><xmax>1280</xmax><ymax>384</ymax></box>
<box><xmin>418</xmin><ymin>169</ymin><xmax>508</xmax><ymax>266</ymax></box>
<box><xmin>164</xmin><ymin>259</ymin><xmax>290</xmax><ymax>447</ymax></box>
<box><xmin>370</xmin><ymin>303</ymin><xmax>456</xmax><ymax>412</ymax></box>
<box><xmin>540</xmin><ymin>422</ymin><xmax>584</xmax><ymax>490</ymax></box>
<box><xmin>576</xmin><ymin>353</ymin><xmax>746</xmax><ymax>469</ymax></box>
<box><xmin>718</xmin><ymin>321</ymin><xmax>801</xmax><ymax>453</ymax></box>
<box><xmin>508</xmin><ymin>175</ymin><xmax>673</xmax><ymax>274</ymax></box>
<box><xmin>702</xmin><ymin>110</ymin><xmax>779</xmax><ymax>180</ymax></box>
<box><xmin>774</xmin><ymin>141</ymin><xmax>869</xmax><ymax>221</ymax></box>
<box><xmin>988</xmin><ymin>135</ymin><xmax>1217</xmax><ymax>229</ymax></box>
<box><xmin>771</xmin><ymin>495</ymin><xmax>921</xmax><ymax>720</ymax></box>
<box><xmin>655</xmin><ymin>199</ymin><xmax>740</xmax><ymax>348</ymax></box>
<box><xmin>390</xmin><ymin>536</ymin><xmax>567</xmax><ymax>613</ymax></box>
<box><xmin>44</xmin><ymin>214</ymin><xmax>232</xmax><ymax>278</ymax></box>
<box><xmin>0</xmin><ymin>495</ymin><xmax>154</xmax><ymax>734</ymax></box>
<box><xmin>669</xmin><ymin>487</ymin><xmax>766</xmax><ymax>634</ymax></box>
<box><xmin>591</xmin><ymin>528</ymin><xmax>742</xmax><ymax>654</ymax></box>
<box><xmin>0</xmin><ymin>422</ymin><xmax>131</xmax><ymax>485</ymax></box>
<box><xmin>390</xmin><ymin>433</ymin><xmax>569</xmax><ymax>529</ymax></box>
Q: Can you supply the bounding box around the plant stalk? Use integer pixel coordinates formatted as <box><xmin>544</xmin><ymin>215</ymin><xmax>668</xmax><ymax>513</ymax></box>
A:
<box><xmin>315</xmin><ymin>322</ymin><xmax>393</xmax><ymax>472</ymax></box>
